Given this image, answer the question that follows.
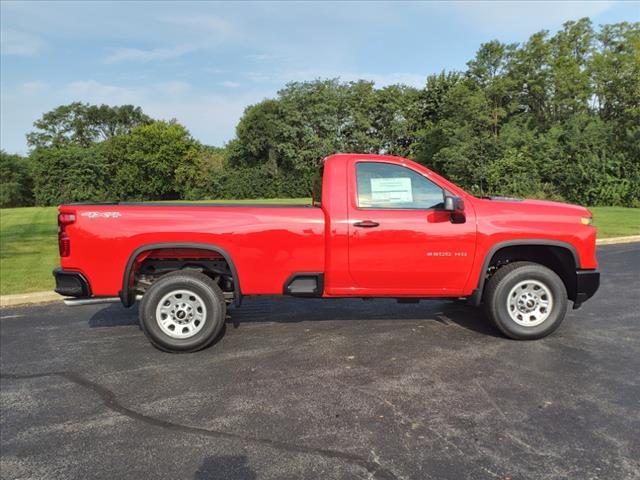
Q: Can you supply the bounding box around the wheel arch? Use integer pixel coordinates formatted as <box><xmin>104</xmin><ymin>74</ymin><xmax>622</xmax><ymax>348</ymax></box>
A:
<box><xmin>469</xmin><ymin>239</ymin><xmax>580</xmax><ymax>306</ymax></box>
<box><xmin>120</xmin><ymin>242</ymin><xmax>241</xmax><ymax>307</ymax></box>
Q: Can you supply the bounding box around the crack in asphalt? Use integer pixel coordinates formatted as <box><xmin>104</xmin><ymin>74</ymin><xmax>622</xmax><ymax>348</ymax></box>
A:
<box><xmin>1</xmin><ymin>371</ymin><xmax>398</xmax><ymax>480</ymax></box>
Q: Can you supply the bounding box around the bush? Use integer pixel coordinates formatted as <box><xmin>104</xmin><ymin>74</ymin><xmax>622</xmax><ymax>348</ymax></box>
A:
<box><xmin>103</xmin><ymin>121</ymin><xmax>201</xmax><ymax>201</ymax></box>
<box><xmin>202</xmin><ymin>165</ymin><xmax>311</xmax><ymax>199</ymax></box>
<box><xmin>485</xmin><ymin>148</ymin><xmax>543</xmax><ymax>198</ymax></box>
<box><xmin>31</xmin><ymin>146</ymin><xmax>110</xmax><ymax>205</ymax></box>
<box><xmin>0</xmin><ymin>151</ymin><xmax>35</xmax><ymax>207</ymax></box>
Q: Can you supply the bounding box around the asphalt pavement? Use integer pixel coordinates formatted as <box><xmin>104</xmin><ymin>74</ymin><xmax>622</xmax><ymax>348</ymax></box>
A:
<box><xmin>1</xmin><ymin>243</ymin><xmax>639</xmax><ymax>480</ymax></box>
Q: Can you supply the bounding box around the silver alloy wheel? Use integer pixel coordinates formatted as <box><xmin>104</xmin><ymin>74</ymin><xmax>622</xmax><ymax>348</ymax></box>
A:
<box><xmin>506</xmin><ymin>279</ymin><xmax>553</xmax><ymax>327</ymax></box>
<box><xmin>155</xmin><ymin>289</ymin><xmax>207</xmax><ymax>339</ymax></box>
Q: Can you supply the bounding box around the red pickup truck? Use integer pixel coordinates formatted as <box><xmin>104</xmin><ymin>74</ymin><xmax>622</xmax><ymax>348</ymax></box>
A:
<box><xmin>54</xmin><ymin>153</ymin><xmax>599</xmax><ymax>352</ymax></box>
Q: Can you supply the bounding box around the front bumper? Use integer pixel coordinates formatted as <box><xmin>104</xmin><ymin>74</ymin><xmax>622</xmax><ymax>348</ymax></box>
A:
<box><xmin>573</xmin><ymin>269</ymin><xmax>600</xmax><ymax>309</ymax></box>
<box><xmin>53</xmin><ymin>267</ymin><xmax>91</xmax><ymax>297</ymax></box>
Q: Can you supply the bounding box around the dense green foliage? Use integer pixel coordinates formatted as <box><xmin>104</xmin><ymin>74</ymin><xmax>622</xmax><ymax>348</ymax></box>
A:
<box><xmin>2</xmin><ymin>19</ymin><xmax>638</xmax><ymax>207</ymax></box>
<box><xmin>103</xmin><ymin>121</ymin><xmax>201</xmax><ymax>201</ymax></box>
<box><xmin>29</xmin><ymin>121</ymin><xmax>201</xmax><ymax>205</ymax></box>
<box><xmin>31</xmin><ymin>145</ymin><xmax>109</xmax><ymax>205</ymax></box>
<box><xmin>412</xmin><ymin>19</ymin><xmax>639</xmax><ymax>206</ymax></box>
<box><xmin>225</xmin><ymin>19</ymin><xmax>638</xmax><ymax>205</ymax></box>
<box><xmin>0</xmin><ymin>151</ymin><xmax>35</xmax><ymax>207</ymax></box>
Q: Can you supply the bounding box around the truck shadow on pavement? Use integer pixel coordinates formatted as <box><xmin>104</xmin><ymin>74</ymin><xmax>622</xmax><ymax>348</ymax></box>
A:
<box><xmin>232</xmin><ymin>297</ymin><xmax>502</xmax><ymax>337</ymax></box>
<box><xmin>89</xmin><ymin>305</ymin><xmax>140</xmax><ymax>328</ymax></box>
<box><xmin>193</xmin><ymin>455</ymin><xmax>257</xmax><ymax>480</ymax></box>
<box><xmin>88</xmin><ymin>297</ymin><xmax>502</xmax><ymax>338</ymax></box>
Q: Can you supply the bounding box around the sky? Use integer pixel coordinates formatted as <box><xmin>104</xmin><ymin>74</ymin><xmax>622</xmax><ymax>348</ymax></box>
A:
<box><xmin>1</xmin><ymin>1</ymin><xmax>638</xmax><ymax>154</ymax></box>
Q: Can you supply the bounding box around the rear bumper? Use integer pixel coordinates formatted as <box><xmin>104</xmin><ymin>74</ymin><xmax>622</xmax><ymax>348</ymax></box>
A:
<box><xmin>53</xmin><ymin>267</ymin><xmax>91</xmax><ymax>297</ymax></box>
<box><xmin>573</xmin><ymin>269</ymin><xmax>600</xmax><ymax>309</ymax></box>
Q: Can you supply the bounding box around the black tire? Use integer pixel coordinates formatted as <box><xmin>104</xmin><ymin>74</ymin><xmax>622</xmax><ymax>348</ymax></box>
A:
<box><xmin>484</xmin><ymin>261</ymin><xmax>568</xmax><ymax>340</ymax></box>
<box><xmin>139</xmin><ymin>270</ymin><xmax>226</xmax><ymax>353</ymax></box>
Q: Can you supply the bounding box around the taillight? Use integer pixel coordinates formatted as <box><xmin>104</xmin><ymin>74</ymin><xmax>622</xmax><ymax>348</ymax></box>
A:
<box><xmin>58</xmin><ymin>212</ymin><xmax>76</xmax><ymax>257</ymax></box>
<box><xmin>59</xmin><ymin>213</ymin><xmax>75</xmax><ymax>225</ymax></box>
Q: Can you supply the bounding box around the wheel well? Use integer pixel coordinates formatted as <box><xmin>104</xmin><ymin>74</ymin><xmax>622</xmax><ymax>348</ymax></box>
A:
<box><xmin>485</xmin><ymin>245</ymin><xmax>578</xmax><ymax>301</ymax></box>
<box><xmin>121</xmin><ymin>244</ymin><xmax>240</xmax><ymax>307</ymax></box>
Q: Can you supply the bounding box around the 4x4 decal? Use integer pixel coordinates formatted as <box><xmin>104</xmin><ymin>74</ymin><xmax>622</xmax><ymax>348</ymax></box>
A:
<box><xmin>81</xmin><ymin>212</ymin><xmax>122</xmax><ymax>219</ymax></box>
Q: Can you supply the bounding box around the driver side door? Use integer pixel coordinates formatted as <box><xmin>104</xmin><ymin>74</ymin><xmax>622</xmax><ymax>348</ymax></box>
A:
<box><xmin>347</xmin><ymin>161</ymin><xmax>476</xmax><ymax>295</ymax></box>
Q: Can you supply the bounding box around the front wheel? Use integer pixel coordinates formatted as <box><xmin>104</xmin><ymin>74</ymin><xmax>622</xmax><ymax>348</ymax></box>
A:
<box><xmin>139</xmin><ymin>270</ymin><xmax>226</xmax><ymax>352</ymax></box>
<box><xmin>484</xmin><ymin>261</ymin><xmax>568</xmax><ymax>340</ymax></box>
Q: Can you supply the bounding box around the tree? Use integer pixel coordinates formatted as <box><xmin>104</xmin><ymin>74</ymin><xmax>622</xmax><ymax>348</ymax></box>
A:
<box><xmin>0</xmin><ymin>151</ymin><xmax>35</xmax><ymax>207</ymax></box>
<box><xmin>590</xmin><ymin>22</ymin><xmax>640</xmax><ymax>205</ymax></box>
<box><xmin>102</xmin><ymin>120</ymin><xmax>200</xmax><ymax>201</ymax></box>
<box><xmin>554</xmin><ymin>114</ymin><xmax>629</xmax><ymax>206</ymax></box>
<box><xmin>372</xmin><ymin>84</ymin><xmax>420</xmax><ymax>156</ymax></box>
<box><xmin>176</xmin><ymin>145</ymin><xmax>229</xmax><ymax>200</ymax></box>
<box><xmin>229</xmin><ymin>79</ymin><xmax>420</xmax><ymax>192</ymax></box>
<box><xmin>508</xmin><ymin>30</ymin><xmax>553</xmax><ymax>126</ymax></box>
<box><xmin>27</xmin><ymin>103</ymin><xmax>152</xmax><ymax>149</ymax></box>
<box><xmin>548</xmin><ymin>18</ymin><xmax>595</xmax><ymax>121</ymax></box>
<box><xmin>412</xmin><ymin>72</ymin><xmax>462</xmax><ymax>167</ymax></box>
<box><xmin>409</xmin><ymin>19</ymin><xmax>639</xmax><ymax>205</ymax></box>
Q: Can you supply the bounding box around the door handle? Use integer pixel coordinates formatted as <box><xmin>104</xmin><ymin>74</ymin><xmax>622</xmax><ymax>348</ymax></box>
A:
<box><xmin>353</xmin><ymin>220</ymin><xmax>380</xmax><ymax>228</ymax></box>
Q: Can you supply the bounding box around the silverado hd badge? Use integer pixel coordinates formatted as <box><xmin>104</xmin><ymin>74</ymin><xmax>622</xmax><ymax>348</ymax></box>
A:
<box><xmin>81</xmin><ymin>212</ymin><xmax>122</xmax><ymax>218</ymax></box>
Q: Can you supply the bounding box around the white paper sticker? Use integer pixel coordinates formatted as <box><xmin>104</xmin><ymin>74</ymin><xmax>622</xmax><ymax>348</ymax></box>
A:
<box><xmin>370</xmin><ymin>177</ymin><xmax>413</xmax><ymax>203</ymax></box>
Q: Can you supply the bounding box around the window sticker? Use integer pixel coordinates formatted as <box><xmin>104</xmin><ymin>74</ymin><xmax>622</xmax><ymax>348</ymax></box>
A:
<box><xmin>370</xmin><ymin>177</ymin><xmax>413</xmax><ymax>203</ymax></box>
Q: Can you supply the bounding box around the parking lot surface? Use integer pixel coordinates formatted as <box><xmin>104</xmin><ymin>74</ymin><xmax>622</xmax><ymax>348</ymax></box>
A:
<box><xmin>1</xmin><ymin>243</ymin><xmax>639</xmax><ymax>480</ymax></box>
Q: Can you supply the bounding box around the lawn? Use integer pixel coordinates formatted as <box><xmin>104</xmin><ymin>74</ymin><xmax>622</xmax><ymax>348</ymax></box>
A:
<box><xmin>1</xmin><ymin>207</ymin><xmax>59</xmax><ymax>296</ymax></box>
<box><xmin>589</xmin><ymin>207</ymin><xmax>640</xmax><ymax>238</ymax></box>
<box><xmin>1</xmin><ymin>202</ymin><xmax>638</xmax><ymax>295</ymax></box>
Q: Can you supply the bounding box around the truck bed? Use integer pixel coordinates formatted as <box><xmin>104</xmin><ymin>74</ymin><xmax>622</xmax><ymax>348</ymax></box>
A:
<box><xmin>59</xmin><ymin>203</ymin><xmax>326</xmax><ymax>297</ymax></box>
<box><xmin>67</xmin><ymin>201</ymin><xmax>316</xmax><ymax>207</ymax></box>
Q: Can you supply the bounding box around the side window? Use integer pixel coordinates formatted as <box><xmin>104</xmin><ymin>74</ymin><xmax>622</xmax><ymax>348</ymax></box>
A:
<box><xmin>311</xmin><ymin>163</ymin><xmax>324</xmax><ymax>206</ymax></box>
<box><xmin>356</xmin><ymin>162</ymin><xmax>444</xmax><ymax>209</ymax></box>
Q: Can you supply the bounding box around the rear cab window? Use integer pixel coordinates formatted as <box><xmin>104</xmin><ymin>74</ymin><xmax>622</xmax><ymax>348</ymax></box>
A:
<box><xmin>312</xmin><ymin>163</ymin><xmax>324</xmax><ymax>206</ymax></box>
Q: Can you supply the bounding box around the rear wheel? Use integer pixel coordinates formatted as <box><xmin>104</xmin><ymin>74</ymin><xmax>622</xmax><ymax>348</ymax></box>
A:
<box><xmin>484</xmin><ymin>261</ymin><xmax>568</xmax><ymax>340</ymax></box>
<box><xmin>139</xmin><ymin>270</ymin><xmax>226</xmax><ymax>352</ymax></box>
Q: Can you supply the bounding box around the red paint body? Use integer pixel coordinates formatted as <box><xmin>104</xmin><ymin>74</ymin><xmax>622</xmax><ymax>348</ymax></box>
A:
<box><xmin>58</xmin><ymin>154</ymin><xmax>598</xmax><ymax>299</ymax></box>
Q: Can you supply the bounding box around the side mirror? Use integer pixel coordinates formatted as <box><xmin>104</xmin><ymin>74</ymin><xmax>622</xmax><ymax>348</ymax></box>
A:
<box><xmin>444</xmin><ymin>195</ymin><xmax>465</xmax><ymax>223</ymax></box>
<box><xmin>444</xmin><ymin>196</ymin><xmax>455</xmax><ymax>212</ymax></box>
<box><xmin>444</xmin><ymin>195</ymin><xmax>464</xmax><ymax>212</ymax></box>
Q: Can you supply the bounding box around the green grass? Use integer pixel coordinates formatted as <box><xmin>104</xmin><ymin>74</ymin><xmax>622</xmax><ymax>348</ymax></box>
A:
<box><xmin>0</xmin><ymin>202</ymin><xmax>637</xmax><ymax>296</ymax></box>
<box><xmin>590</xmin><ymin>206</ymin><xmax>640</xmax><ymax>238</ymax></box>
<box><xmin>1</xmin><ymin>206</ymin><xmax>59</xmax><ymax>295</ymax></box>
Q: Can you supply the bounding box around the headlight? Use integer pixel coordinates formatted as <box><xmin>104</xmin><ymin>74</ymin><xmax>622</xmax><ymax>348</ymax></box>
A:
<box><xmin>580</xmin><ymin>216</ymin><xmax>593</xmax><ymax>226</ymax></box>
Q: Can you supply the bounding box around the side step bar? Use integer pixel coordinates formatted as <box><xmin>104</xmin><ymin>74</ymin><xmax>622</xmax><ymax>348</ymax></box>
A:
<box><xmin>64</xmin><ymin>297</ymin><xmax>121</xmax><ymax>306</ymax></box>
<box><xmin>65</xmin><ymin>292</ymin><xmax>232</xmax><ymax>307</ymax></box>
